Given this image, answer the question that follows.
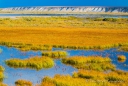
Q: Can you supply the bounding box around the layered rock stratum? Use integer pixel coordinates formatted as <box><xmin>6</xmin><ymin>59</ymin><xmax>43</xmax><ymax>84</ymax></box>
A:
<box><xmin>0</xmin><ymin>6</ymin><xmax>128</xmax><ymax>13</ymax></box>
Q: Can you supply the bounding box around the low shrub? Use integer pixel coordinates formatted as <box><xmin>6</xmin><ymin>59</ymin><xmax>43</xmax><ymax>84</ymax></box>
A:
<box><xmin>15</xmin><ymin>79</ymin><xmax>32</xmax><ymax>86</ymax></box>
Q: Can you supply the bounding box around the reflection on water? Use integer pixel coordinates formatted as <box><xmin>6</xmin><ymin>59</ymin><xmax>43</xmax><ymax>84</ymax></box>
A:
<box><xmin>0</xmin><ymin>46</ymin><xmax>128</xmax><ymax>85</ymax></box>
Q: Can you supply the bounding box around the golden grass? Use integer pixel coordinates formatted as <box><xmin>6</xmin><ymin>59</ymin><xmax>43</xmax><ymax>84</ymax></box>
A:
<box><xmin>41</xmin><ymin>74</ymin><xmax>106</xmax><ymax>86</ymax></box>
<box><xmin>15</xmin><ymin>79</ymin><xmax>32</xmax><ymax>86</ymax></box>
<box><xmin>0</xmin><ymin>17</ymin><xmax>128</xmax><ymax>50</ymax></box>
<box><xmin>72</xmin><ymin>70</ymin><xmax>128</xmax><ymax>85</ymax></box>
<box><xmin>62</xmin><ymin>56</ymin><xmax>115</xmax><ymax>71</ymax></box>
<box><xmin>5</xmin><ymin>56</ymin><xmax>54</xmax><ymax>70</ymax></box>
<box><xmin>0</xmin><ymin>27</ymin><xmax>128</xmax><ymax>50</ymax></box>
<box><xmin>41</xmin><ymin>73</ymin><xmax>128</xmax><ymax>86</ymax></box>
<box><xmin>42</xmin><ymin>51</ymin><xmax>67</xmax><ymax>59</ymax></box>
<box><xmin>118</xmin><ymin>55</ymin><xmax>126</xmax><ymax>60</ymax></box>
<box><xmin>0</xmin><ymin>83</ymin><xmax>7</xmax><ymax>86</ymax></box>
<box><xmin>0</xmin><ymin>66</ymin><xmax>4</xmax><ymax>82</ymax></box>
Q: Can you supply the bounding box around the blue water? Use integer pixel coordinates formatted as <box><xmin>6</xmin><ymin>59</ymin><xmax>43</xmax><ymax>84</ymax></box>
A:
<box><xmin>0</xmin><ymin>14</ymin><xmax>128</xmax><ymax>18</ymax></box>
<box><xmin>0</xmin><ymin>46</ymin><xmax>128</xmax><ymax>85</ymax></box>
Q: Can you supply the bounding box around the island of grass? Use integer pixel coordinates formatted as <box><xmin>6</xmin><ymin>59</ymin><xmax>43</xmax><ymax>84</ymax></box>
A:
<box><xmin>15</xmin><ymin>79</ymin><xmax>32</xmax><ymax>86</ymax></box>
<box><xmin>42</xmin><ymin>51</ymin><xmax>67</xmax><ymax>59</ymax></box>
<box><xmin>117</xmin><ymin>55</ymin><xmax>127</xmax><ymax>63</ymax></box>
<box><xmin>5</xmin><ymin>56</ymin><xmax>54</xmax><ymax>70</ymax></box>
<box><xmin>62</xmin><ymin>56</ymin><xmax>115</xmax><ymax>71</ymax></box>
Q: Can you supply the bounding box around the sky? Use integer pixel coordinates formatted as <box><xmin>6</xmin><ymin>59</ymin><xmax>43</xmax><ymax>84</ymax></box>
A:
<box><xmin>0</xmin><ymin>0</ymin><xmax>128</xmax><ymax>8</ymax></box>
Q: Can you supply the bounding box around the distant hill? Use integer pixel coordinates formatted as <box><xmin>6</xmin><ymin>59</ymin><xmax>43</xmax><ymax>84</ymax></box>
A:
<box><xmin>1</xmin><ymin>6</ymin><xmax>128</xmax><ymax>14</ymax></box>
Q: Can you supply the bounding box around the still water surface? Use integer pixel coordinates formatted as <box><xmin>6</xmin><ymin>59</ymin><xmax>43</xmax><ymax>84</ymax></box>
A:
<box><xmin>0</xmin><ymin>46</ymin><xmax>128</xmax><ymax>85</ymax></box>
<box><xmin>0</xmin><ymin>14</ymin><xmax>128</xmax><ymax>18</ymax></box>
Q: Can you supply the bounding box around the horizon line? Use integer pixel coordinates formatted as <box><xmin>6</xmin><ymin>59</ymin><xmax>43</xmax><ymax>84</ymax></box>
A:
<box><xmin>1</xmin><ymin>6</ymin><xmax>128</xmax><ymax>8</ymax></box>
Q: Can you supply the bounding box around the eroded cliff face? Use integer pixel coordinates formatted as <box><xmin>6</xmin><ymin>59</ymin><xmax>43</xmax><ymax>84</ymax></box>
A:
<box><xmin>1</xmin><ymin>6</ymin><xmax>128</xmax><ymax>13</ymax></box>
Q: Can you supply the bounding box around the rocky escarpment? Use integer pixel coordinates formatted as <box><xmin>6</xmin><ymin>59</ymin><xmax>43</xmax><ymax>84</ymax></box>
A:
<box><xmin>1</xmin><ymin>6</ymin><xmax>128</xmax><ymax>13</ymax></box>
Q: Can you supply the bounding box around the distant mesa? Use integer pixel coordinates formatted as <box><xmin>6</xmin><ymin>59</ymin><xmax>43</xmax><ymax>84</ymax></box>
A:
<box><xmin>0</xmin><ymin>6</ymin><xmax>128</xmax><ymax>13</ymax></box>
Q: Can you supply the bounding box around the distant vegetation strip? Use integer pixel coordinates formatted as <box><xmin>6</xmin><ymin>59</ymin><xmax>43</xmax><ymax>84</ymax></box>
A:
<box><xmin>0</xmin><ymin>17</ymin><xmax>128</xmax><ymax>29</ymax></box>
<box><xmin>5</xmin><ymin>56</ymin><xmax>54</xmax><ymax>70</ymax></box>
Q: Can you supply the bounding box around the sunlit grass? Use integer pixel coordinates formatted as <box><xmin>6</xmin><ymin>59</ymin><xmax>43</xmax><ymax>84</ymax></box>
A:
<box><xmin>0</xmin><ymin>66</ymin><xmax>5</xmax><ymax>82</ymax></box>
<box><xmin>117</xmin><ymin>55</ymin><xmax>126</xmax><ymax>63</ymax></box>
<box><xmin>0</xmin><ymin>83</ymin><xmax>7</xmax><ymax>86</ymax></box>
<box><xmin>41</xmin><ymin>73</ymin><xmax>128</xmax><ymax>86</ymax></box>
<box><xmin>5</xmin><ymin>56</ymin><xmax>54</xmax><ymax>70</ymax></box>
<box><xmin>0</xmin><ymin>42</ymin><xmax>52</xmax><ymax>51</ymax></box>
<box><xmin>41</xmin><ymin>74</ymin><xmax>106</xmax><ymax>86</ymax></box>
<box><xmin>119</xmin><ymin>46</ymin><xmax>128</xmax><ymax>52</ymax></box>
<box><xmin>62</xmin><ymin>56</ymin><xmax>115</xmax><ymax>71</ymax></box>
<box><xmin>42</xmin><ymin>51</ymin><xmax>68</xmax><ymax>59</ymax></box>
<box><xmin>0</xmin><ymin>17</ymin><xmax>128</xmax><ymax>29</ymax></box>
<box><xmin>15</xmin><ymin>79</ymin><xmax>32</xmax><ymax>86</ymax></box>
<box><xmin>0</xmin><ymin>26</ymin><xmax>128</xmax><ymax>50</ymax></box>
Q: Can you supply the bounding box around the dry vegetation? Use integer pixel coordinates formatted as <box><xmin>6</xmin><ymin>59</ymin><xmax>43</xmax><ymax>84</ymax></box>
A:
<box><xmin>15</xmin><ymin>79</ymin><xmax>32</xmax><ymax>86</ymax></box>
<box><xmin>0</xmin><ymin>17</ymin><xmax>128</xmax><ymax>86</ymax></box>
<box><xmin>0</xmin><ymin>17</ymin><xmax>128</xmax><ymax>50</ymax></box>
<box><xmin>41</xmin><ymin>72</ymin><xmax>128</xmax><ymax>86</ymax></box>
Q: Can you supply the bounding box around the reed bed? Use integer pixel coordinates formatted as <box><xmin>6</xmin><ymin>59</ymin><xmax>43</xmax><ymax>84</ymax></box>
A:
<box><xmin>5</xmin><ymin>56</ymin><xmax>54</xmax><ymax>70</ymax></box>
<box><xmin>42</xmin><ymin>51</ymin><xmax>67</xmax><ymax>59</ymax></box>
<box><xmin>15</xmin><ymin>79</ymin><xmax>32</xmax><ymax>86</ymax></box>
<box><xmin>62</xmin><ymin>56</ymin><xmax>115</xmax><ymax>71</ymax></box>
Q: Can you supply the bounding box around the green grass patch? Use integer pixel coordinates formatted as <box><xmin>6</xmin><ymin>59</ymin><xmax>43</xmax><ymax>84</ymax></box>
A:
<box><xmin>42</xmin><ymin>51</ymin><xmax>68</xmax><ymax>59</ymax></box>
<box><xmin>62</xmin><ymin>56</ymin><xmax>115</xmax><ymax>71</ymax></box>
<box><xmin>5</xmin><ymin>56</ymin><xmax>54</xmax><ymax>70</ymax></box>
<box><xmin>0</xmin><ymin>41</ymin><xmax>52</xmax><ymax>51</ymax></box>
